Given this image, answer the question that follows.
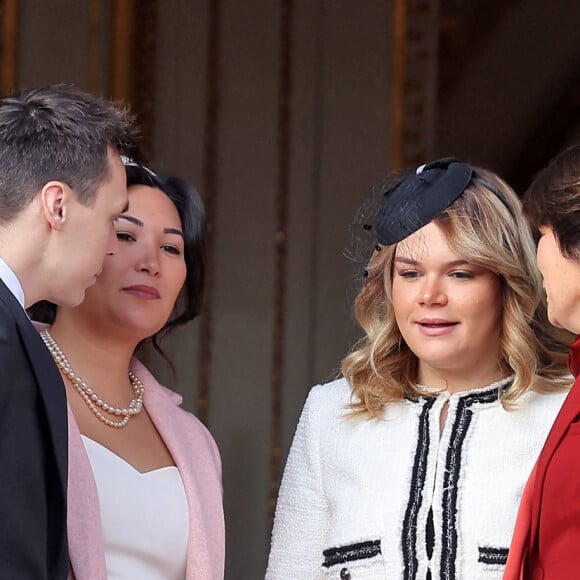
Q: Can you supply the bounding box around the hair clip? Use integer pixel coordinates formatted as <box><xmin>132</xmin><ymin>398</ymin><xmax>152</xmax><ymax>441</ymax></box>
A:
<box><xmin>120</xmin><ymin>155</ymin><xmax>157</xmax><ymax>178</ymax></box>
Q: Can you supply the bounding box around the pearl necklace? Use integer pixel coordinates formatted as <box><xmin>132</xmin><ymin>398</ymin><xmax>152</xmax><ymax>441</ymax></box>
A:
<box><xmin>40</xmin><ymin>329</ymin><xmax>144</xmax><ymax>429</ymax></box>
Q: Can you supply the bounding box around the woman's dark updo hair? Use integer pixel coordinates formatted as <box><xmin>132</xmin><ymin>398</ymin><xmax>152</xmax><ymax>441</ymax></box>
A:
<box><xmin>125</xmin><ymin>165</ymin><xmax>206</xmax><ymax>336</ymax></box>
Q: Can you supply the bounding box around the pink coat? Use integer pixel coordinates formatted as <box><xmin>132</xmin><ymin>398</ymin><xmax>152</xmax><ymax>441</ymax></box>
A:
<box><xmin>66</xmin><ymin>358</ymin><xmax>225</xmax><ymax>580</ymax></box>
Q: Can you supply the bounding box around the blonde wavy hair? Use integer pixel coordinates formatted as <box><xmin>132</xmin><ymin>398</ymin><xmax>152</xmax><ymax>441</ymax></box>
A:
<box><xmin>342</xmin><ymin>168</ymin><xmax>572</xmax><ymax>418</ymax></box>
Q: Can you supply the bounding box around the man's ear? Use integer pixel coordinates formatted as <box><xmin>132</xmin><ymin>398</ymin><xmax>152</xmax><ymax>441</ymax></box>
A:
<box><xmin>40</xmin><ymin>182</ymin><xmax>68</xmax><ymax>231</ymax></box>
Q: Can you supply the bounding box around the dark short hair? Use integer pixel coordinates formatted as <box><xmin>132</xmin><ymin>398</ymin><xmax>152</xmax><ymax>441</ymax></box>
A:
<box><xmin>523</xmin><ymin>144</ymin><xmax>580</xmax><ymax>258</ymax></box>
<box><xmin>0</xmin><ymin>84</ymin><xmax>142</xmax><ymax>221</ymax></box>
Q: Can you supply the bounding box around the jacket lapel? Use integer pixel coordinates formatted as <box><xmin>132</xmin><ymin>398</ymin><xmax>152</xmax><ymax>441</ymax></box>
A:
<box><xmin>0</xmin><ymin>282</ymin><xmax>68</xmax><ymax>487</ymax></box>
<box><xmin>504</xmin><ymin>464</ymin><xmax>536</xmax><ymax>580</ymax></box>
<box><xmin>528</xmin><ymin>377</ymin><xmax>580</xmax><ymax>553</ymax></box>
<box><xmin>66</xmin><ymin>405</ymin><xmax>108</xmax><ymax>580</ymax></box>
<box><xmin>65</xmin><ymin>357</ymin><xmax>224</xmax><ymax>580</ymax></box>
<box><xmin>134</xmin><ymin>359</ymin><xmax>224</xmax><ymax>580</ymax></box>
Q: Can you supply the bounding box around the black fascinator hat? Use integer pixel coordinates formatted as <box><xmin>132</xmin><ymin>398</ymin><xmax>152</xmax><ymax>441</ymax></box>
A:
<box><xmin>349</xmin><ymin>157</ymin><xmax>514</xmax><ymax>280</ymax></box>
<box><xmin>374</xmin><ymin>158</ymin><xmax>473</xmax><ymax>245</ymax></box>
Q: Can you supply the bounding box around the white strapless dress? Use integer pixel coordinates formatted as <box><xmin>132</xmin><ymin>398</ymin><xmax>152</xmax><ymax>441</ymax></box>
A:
<box><xmin>82</xmin><ymin>435</ymin><xmax>189</xmax><ymax>579</ymax></box>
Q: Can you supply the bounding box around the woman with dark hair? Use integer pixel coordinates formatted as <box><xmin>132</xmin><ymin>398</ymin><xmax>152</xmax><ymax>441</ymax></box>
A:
<box><xmin>31</xmin><ymin>161</ymin><xmax>224</xmax><ymax>579</ymax></box>
<box><xmin>266</xmin><ymin>159</ymin><xmax>571</xmax><ymax>580</ymax></box>
<box><xmin>505</xmin><ymin>144</ymin><xmax>580</xmax><ymax>579</ymax></box>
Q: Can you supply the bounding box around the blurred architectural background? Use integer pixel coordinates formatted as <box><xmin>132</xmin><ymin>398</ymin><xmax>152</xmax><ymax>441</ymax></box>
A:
<box><xmin>2</xmin><ymin>0</ymin><xmax>579</xmax><ymax>576</ymax></box>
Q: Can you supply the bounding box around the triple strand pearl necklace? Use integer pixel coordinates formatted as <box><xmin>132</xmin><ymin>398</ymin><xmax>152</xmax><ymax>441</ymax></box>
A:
<box><xmin>40</xmin><ymin>329</ymin><xmax>144</xmax><ymax>429</ymax></box>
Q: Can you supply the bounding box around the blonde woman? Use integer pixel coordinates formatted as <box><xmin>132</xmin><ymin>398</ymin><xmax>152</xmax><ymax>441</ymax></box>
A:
<box><xmin>266</xmin><ymin>158</ymin><xmax>571</xmax><ymax>580</ymax></box>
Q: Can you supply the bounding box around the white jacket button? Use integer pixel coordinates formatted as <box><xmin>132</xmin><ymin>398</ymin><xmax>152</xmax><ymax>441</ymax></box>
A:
<box><xmin>340</xmin><ymin>568</ymin><xmax>351</xmax><ymax>579</ymax></box>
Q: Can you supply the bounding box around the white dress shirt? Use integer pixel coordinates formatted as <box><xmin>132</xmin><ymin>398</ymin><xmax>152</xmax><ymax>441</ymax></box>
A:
<box><xmin>0</xmin><ymin>257</ymin><xmax>25</xmax><ymax>309</ymax></box>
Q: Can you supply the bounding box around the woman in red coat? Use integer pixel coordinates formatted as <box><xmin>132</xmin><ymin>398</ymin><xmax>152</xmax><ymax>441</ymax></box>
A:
<box><xmin>505</xmin><ymin>144</ymin><xmax>580</xmax><ymax>579</ymax></box>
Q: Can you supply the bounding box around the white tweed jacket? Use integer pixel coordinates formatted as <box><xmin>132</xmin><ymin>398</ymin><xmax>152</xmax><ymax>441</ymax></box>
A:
<box><xmin>266</xmin><ymin>377</ymin><xmax>567</xmax><ymax>580</ymax></box>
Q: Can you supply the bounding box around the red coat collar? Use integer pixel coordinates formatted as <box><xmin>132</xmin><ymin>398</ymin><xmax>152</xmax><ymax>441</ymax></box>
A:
<box><xmin>568</xmin><ymin>334</ymin><xmax>580</xmax><ymax>377</ymax></box>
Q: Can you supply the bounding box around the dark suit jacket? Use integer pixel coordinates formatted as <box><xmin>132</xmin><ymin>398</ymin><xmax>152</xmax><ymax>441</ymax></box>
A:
<box><xmin>0</xmin><ymin>280</ymin><xmax>68</xmax><ymax>579</ymax></box>
<box><xmin>505</xmin><ymin>336</ymin><xmax>580</xmax><ymax>580</ymax></box>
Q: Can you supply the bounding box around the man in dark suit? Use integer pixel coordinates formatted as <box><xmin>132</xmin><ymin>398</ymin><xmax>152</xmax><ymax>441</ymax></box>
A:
<box><xmin>0</xmin><ymin>85</ymin><xmax>142</xmax><ymax>579</ymax></box>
